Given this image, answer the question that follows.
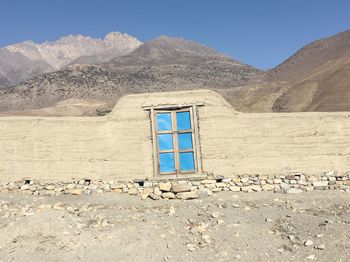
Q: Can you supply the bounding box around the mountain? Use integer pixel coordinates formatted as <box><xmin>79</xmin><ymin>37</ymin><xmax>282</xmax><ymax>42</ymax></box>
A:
<box><xmin>0</xmin><ymin>32</ymin><xmax>142</xmax><ymax>87</ymax></box>
<box><xmin>219</xmin><ymin>29</ymin><xmax>350</xmax><ymax>113</ymax></box>
<box><xmin>2</xmin><ymin>29</ymin><xmax>349</xmax><ymax>116</ymax></box>
<box><xmin>0</xmin><ymin>36</ymin><xmax>263</xmax><ymax>115</ymax></box>
<box><xmin>266</xmin><ymin>30</ymin><xmax>350</xmax><ymax>81</ymax></box>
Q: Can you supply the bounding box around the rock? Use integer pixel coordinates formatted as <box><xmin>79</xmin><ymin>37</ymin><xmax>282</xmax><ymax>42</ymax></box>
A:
<box><xmin>280</xmin><ymin>182</ymin><xmax>290</xmax><ymax>191</ymax></box>
<box><xmin>217</xmin><ymin>219</ymin><xmax>224</xmax><ymax>224</ymax></box>
<box><xmin>53</xmin><ymin>202</ymin><xmax>65</xmax><ymax>210</ymax></box>
<box><xmin>229</xmin><ymin>186</ymin><xmax>241</xmax><ymax>192</ymax></box>
<box><xmin>306</xmin><ymin>255</ymin><xmax>316</xmax><ymax>260</ymax></box>
<box><xmin>277</xmin><ymin>248</ymin><xmax>285</xmax><ymax>253</ymax></box>
<box><xmin>69</xmin><ymin>189</ymin><xmax>84</xmax><ymax>195</ymax></box>
<box><xmin>215</xmin><ymin>182</ymin><xmax>227</xmax><ymax>188</ymax></box>
<box><xmin>211</xmin><ymin>211</ymin><xmax>220</xmax><ymax>218</ymax></box>
<box><xmin>172</xmin><ymin>183</ymin><xmax>192</xmax><ymax>193</ymax></box>
<box><xmin>176</xmin><ymin>191</ymin><xmax>199</xmax><ymax>200</ymax></box>
<box><xmin>162</xmin><ymin>192</ymin><xmax>175</xmax><ymax>199</ymax></box>
<box><xmin>128</xmin><ymin>188</ymin><xmax>138</xmax><ymax>195</ymax></box>
<box><xmin>159</xmin><ymin>182</ymin><xmax>172</xmax><ymax>192</ymax></box>
<box><xmin>186</xmin><ymin>243</ymin><xmax>196</xmax><ymax>252</ymax></box>
<box><xmin>141</xmin><ymin>192</ymin><xmax>150</xmax><ymax>200</ymax></box>
<box><xmin>149</xmin><ymin>193</ymin><xmax>161</xmax><ymax>200</ymax></box>
<box><xmin>153</xmin><ymin>187</ymin><xmax>162</xmax><ymax>196</ymax></box>
<box><xmin>45</xmin><ymin>185</ymin><xmax>55</xmax><ymax>190</ymax></box>
<box><xmin>200</xmin><ymin>179</ymin><xmax>216</xmax><ymax>184</ymax></box>
<box><xmin>262</xmin><ymin>184</ymin><xmax>275</xmax><ymax>191</ymax></box>
<box><xmin>304</xmin><ymin>240</ymin><xmax>313</xmax><ymax>246</ymax></box>
<box><xmin>316</xmin><ymin>244</ymin><xmax>325</xmax><ymax>250</ymax></box>
<box><xmin>287</xmin><ymin>188</ymin><xmax>303</xmax><ymax>194</ymax></box>
<box><xmin>312</xmin><ymin>181</ymin><xmax>328</xmax><ymax>189</ymax></box>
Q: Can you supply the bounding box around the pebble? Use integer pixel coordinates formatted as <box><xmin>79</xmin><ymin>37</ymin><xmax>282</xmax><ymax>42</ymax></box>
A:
<box><xmin>211</xmin><ymin>211</ymin><xmax>220</xmax><ymax>218</ymax></box>
<box><xmin>304</xmin><ymin>240</ymin><xmax>314</xmax><ymax>246</ymax></box>
<box><xmin>316</xmin><ymin>244</ymin><xmax>325</xmax><ymax>250</ymax></box>
<box><xmin>306</xmin><ymin>254</ymin><xmax>316</xmax><ymax>260</ymax></box>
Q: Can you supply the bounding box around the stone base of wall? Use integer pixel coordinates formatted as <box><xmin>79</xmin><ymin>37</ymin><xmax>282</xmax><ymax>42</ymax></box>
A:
<box><xmin>1</xmin><ymin>172</ymin><xmax>349</xmax><ymax>200</ymax></box>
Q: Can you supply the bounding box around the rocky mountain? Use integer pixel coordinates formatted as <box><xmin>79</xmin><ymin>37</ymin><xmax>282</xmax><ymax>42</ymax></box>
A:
<box><xmin>0</xmin><ymin>32</ymin><xmax>142</xmax><ymax>87</ymax></box>
<box><xmin>0</xmin><ymin>36</ymin><xmax>263</xmax><ymax>115</ymax></box>
<box><xmin>1</xmin><ymin>29</ymin><xmax>350</xmax><ymax>116</ymax></box>
<box><xmin>219</xmin><ymin>29</ymin><xmax>350</xmax><ymax>113</ymax></box>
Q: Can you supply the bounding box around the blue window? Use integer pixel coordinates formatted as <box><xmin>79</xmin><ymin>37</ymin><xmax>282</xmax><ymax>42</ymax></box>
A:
<box><xmin>176</xmin><ymin>112</ymin><xmax>191</xmax><ymax>130</ymax></box>
<box><xmin>157</xmin><ymin>113</ymin><xmax>172</xmax><ymax>131</ymax></box>
<box><xmin>178</xmin><ymin>133</ymin><xmax>193</xmax><ymax>150</ymax></box>
<box><xmin>155</xmin><ymin>109</ymin><xmax>198</xmax><ymax>175</ymax></box>
<box><xmin>179</xmin><ymin>152</ymin><xmax>195</xmax><ymax>171</ymax></box>
<box><xmin>159</xmin><ymin>153</ymin><xmax>175</xmax><ymax>173</ymax></box>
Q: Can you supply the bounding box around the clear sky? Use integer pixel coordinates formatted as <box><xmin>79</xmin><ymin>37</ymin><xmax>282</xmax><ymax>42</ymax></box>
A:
<box><xmin>0</xmin><ymin>0</ymin><xmax>349</xmax><ymax>69</ymax></box>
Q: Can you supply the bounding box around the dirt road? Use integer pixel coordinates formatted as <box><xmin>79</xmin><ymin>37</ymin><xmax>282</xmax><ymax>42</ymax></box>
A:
<box><xmin>0</xmin><ymin>191</ymin><xmax>349</xmax><ymax>261</ymax></box>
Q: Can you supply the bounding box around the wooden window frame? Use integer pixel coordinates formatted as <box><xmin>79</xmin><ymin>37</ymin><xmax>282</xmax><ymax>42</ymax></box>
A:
<box><xmin>144</xmin><ymin>103</ymin><xmax>203</xmax><ymax>178</ymax></box>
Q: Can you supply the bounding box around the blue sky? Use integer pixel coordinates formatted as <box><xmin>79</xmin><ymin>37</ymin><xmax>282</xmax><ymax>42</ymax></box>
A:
<box><xmin>0</xmin><ymin>0</ymin><xmax>349</xmax><ymax>69</ymax></box>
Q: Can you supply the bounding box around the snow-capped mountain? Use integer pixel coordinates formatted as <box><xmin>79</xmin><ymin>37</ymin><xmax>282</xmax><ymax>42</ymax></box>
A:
<box><xmin>0</xmin><ymin>32</ymin><xmax>142</xmax><ymax>86</ymax></box>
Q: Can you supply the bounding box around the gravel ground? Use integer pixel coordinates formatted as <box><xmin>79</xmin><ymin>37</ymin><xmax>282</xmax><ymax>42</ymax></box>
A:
<box><xmin>0</xmin><ymin>191</ymin><xmax>349</xmax><ymax>262</ymax></box>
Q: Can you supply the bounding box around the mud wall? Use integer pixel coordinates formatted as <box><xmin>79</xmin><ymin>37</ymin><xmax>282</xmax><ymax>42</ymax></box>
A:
<box><xmin>0</xmin><ymin>90</ymin><xmax>349</xmax><ymax>181</ymax></box>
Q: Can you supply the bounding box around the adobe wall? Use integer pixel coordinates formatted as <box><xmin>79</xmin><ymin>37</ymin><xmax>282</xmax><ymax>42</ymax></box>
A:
<box><xmin>0</xmin><ymin>89</ymin><xmax>349</xmax><ymax>182</ymax></box>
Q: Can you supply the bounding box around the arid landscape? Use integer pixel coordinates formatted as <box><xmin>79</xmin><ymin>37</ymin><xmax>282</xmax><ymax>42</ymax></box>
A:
<box><xmin>1</xmin><ymin>2</ymin><xmax>350</xmax><ymax>261</ymax></box>
<box><xmin>0</xmin><ymin>191</ymin><xmax>349</xmax><ymax>261</ymax></box>
<box><xmin>0</xmin><ymin>29</ymin><xmax>350</xmax><ymax>116</ymax></box>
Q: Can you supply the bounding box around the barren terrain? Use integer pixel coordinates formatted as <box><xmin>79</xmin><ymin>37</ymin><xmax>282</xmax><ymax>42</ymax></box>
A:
<box><xmin>0</xmin><ymin>191</ymin><xmax>349</xmax><ymax>261</ymax></box>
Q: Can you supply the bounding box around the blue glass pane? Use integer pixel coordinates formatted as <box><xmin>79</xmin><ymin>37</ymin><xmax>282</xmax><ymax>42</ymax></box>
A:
<box><xmin>158</xmin><ymin>134</ymin><xmax>174</xmax><ymax>151</ymax></box>
<box><xmin>157</xmin><ymin>113</ymin><xmax>172</xmax><ymax>131</ymax></box>
<box><xmin>179</xmin><ymin>152</ymin><xmax>195</xmax><ymax>171</ymax></box>
<box><xmin>176</xmin><ymin>112</ymin><xmax>191</xmax><ymax>130</ymax></box>
<box><xmin>159</xmin><ymin>153</ymin><xmax>175</xmax><ymax>173</ymax></box>
<box><xmin>178</xmin><ymin>133</ymin><xmax>193</xmax><ymax>150</ymax></box>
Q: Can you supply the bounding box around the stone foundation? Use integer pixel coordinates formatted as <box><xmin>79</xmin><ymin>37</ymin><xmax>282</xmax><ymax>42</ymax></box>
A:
<box><xmin>1</xmin><ymin>172</ymin><xmax>349</xmax><ymax>200</ymax></box>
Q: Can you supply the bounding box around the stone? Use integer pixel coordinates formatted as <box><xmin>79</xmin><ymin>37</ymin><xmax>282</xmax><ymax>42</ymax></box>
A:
<box><xmin>280</xmin><ymin>182</ymin><xmax>290</xmax><ymax>191</ymax></box>
<box><xmin>316</xmin><ymin>244</ymin><xmax>325</xmax><ymax>250</ymax></box>
<box><xmin>128</xmin><ymin>188</ymin><xmax>138</xmax><ymax>195</ymax></box>
<box><xmin>287</xmin><ymin>188</ymin><xmax>303</xmax><ymax>194</ymax></box>
<box><xmin>262</xmin><ymin>184</ymin><xmax>275</xmax><ymax>191</ymax></box>
<box><xmin>162</xmin><ymin>192</ymin><xmax>175</xmax><ymax>199</ymax></box>
<box><xmin>186</xmin><ymin>243</ymin><xmax>196</xmax><ymax>252</ymax></box>
<box><xmin>211</xmin><ymin>211</ymin><xmax>220</xmax><ymax>218</ymax></box>
<box><xmin>141</xmin><ymin>192</ymin><xmax>150</xmax><ymax>200</ymax></box>
<box><xmin>229</xmin><ymin>186</ymin><xmax>241</xmax><ymax>192</ymax></box>
<box><xmin>172</xmin><ymin>183</ymin><xmax>192</xmax><ymax>193</ymax></box>
<box><xmin>273</xmin><ymin>178</ymin><xmax>282</xmax><ymax>184</ymax></box>
<box><xmin>69</xmin><ymin>189</ymin><xmax>84</xmax><ymax>195</ymax></box>
<box><xmin>153</xmin><ymin>187</ymin><xmax>162</xmax><ymax>196</ymax></box>
<box><xmin>215</xmin><ymin>183</ymin><xmax>227</xmax><ymax>188</ymax></box>
<box><xmin>159</xmin><ymin>182</ymin><xmax>172</xmax><ymax>192</ymax></box>
<box><xmin>149</xmin><ymin>193</ymin><xmax>161</xmax><ymax>200</ymax></box>
<box><xmin>201</xmin><ymin>179</ymin><xmax>216</xmax><ymax>184</ymax></box>
<box><xmin>306</xmin><ymin>255</ymin><xmax>315</xmax><ymax>260</ymax></box>
<box><xmin>304</xmin><ymin>240</ymin><xmax>313</xmax><ymax>246</ymax></box>
<box><xmin>312</xmin><ymin>181</ymin><xmax>328</xmax><ymax>189</ymax></box>
<box><xmin>53</xmin><ymin>202</ymin><xmax>65</xmax><ymax>210</ymax></box>
<box><xmin>20</xmin><ymin>184</ymin><xmax>30</xmax><ymax>190</ymax></box>
<box><xmin>45</xmin><ymin>185</ymin><xmax>55</xmax><ymax>190</ymax></box>
<box><xmin>176</xmin><ymin>191</ymin><xmax>199</xmax><ymax>200</ymax></box>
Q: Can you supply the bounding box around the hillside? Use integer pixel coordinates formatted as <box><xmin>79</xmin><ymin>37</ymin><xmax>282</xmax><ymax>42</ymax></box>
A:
<box><xmin>0</xmin><ymin>36</ymin><xmax>263</xmax><ymax>115</ymax></box>
<box><xmin>223</xmin><ymin>29</ymin><xmax>350</xmax><ymax>113</ymax></box>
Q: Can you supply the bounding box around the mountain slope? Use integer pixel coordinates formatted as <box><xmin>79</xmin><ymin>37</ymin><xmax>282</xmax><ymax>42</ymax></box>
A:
<box><xmin>0</xmin><ymin>36</ymin><xmax>263</xmax><ymax>115</ymax></box>
<box><xmin>223</xmin><ymin>29</ymin><xmax>350</xmax><ymax>113</ymax></box>
<box><xmin>0</xmin><ymin>32</ymin><xmax>142</xmax><ymax>87</ymax></box>
<box><xmin>266</xmin><ymin>29</ymin><xmax>350</xmax><ymax>81</ymax></box>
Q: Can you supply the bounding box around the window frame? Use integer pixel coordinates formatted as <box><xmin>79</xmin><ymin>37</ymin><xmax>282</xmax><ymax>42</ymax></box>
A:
<box><xmin>145</xmin><ymin>104</ymin><xmax>203</xmax><ymax>178</ymax></box>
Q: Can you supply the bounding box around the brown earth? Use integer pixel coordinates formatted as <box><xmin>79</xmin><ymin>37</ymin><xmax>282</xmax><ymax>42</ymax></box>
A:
<box><xmin>0</xmin><ymin>191</ymin><xmax>349</xmax><ymax>261</ymax></box>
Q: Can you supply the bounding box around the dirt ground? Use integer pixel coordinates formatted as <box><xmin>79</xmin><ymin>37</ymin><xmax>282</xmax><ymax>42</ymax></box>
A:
<box><xmin>0</xmin><ymin>191</ymin><xmax>349</xmax><ymax>262</ymax></box>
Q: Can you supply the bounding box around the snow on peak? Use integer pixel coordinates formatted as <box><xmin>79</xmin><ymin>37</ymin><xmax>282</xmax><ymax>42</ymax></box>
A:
<box><xmin>5</xmin><ymin>32</ymin><xmax>143</xmax><ymax>69</ymax></box>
